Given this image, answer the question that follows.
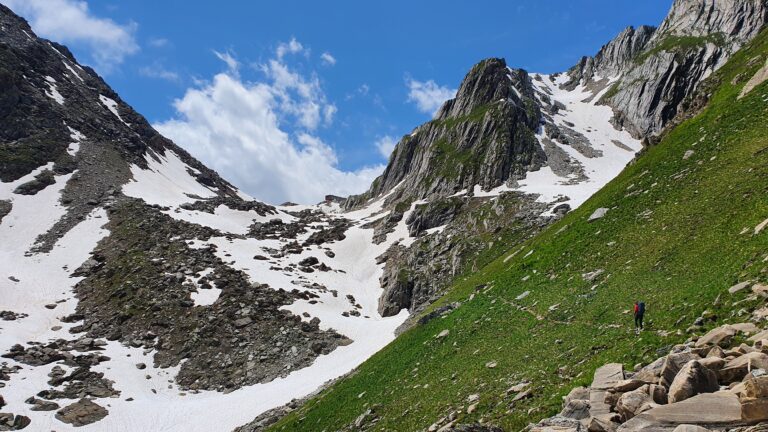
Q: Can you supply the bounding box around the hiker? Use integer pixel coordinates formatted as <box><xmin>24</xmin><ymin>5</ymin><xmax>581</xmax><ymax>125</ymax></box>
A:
<box><xmin>634</xmin><ymin>300</ymin><xmax>645</xmax><ymax>333</ymax></box>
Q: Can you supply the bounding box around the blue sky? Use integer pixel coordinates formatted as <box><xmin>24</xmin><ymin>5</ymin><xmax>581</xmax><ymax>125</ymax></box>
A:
<box><xmin>6</xmin><ymin>0</ymin><xmax>672</xmax><ymax>203</ymax></box>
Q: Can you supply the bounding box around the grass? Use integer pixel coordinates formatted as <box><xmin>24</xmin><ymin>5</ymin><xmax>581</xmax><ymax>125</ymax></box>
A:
<box><xmin>634</xmin><ymin>33</ymin><xmax>727</xmax><ymax>64</ymax></box>
<box><xmin>269</xmin><ymin>28</ymin><xmax>768</xmax><ymax>432</ymax></box>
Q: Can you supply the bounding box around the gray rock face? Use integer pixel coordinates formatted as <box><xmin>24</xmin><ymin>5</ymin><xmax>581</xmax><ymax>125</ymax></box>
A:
<box><xmin>346</xmin><ymin>58</ymin><xmax>545</xmax><ymax>208</ymax></box>
<box><xmin>567</xmin><ymin>0</ymin><xmax>768</xmax><ymax>137</ymax></box>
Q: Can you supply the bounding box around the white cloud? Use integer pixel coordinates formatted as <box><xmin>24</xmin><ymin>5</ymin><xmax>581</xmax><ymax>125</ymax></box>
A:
<box><xmin>4</xmin><ymin>0</ymin><xmax>138</xmax><ymax>71</ymax></box>
<box><xmin>375</xmin><ymin>135</ymin><xmax>398</xmax><ymax>159</ymax></box>
<box><xmin>276</xmin><ymin>38</ymin><xmax>304</xmax><ymax>59</ymax></box>
<box><xmin>155</xmin><ymin>43</ymin><xmax>382</xmax><ymax>204</ymax></box>
<box><xmin>138</xmin><ymin>64</ymin><xmax>179</xmax><ymax>82</ymax></box>
<box><xmin>320</xmin><ymin>52</ymin><xmax>336</xmax><ymax>66</ymax></box>
<box><xmin>214</xmin><ymin>50</ymin><xmax>239</xmax><ymax>74</ymax></box>
<box><xmin>406</xmin><ymin>78</ymin><xmax>457</xmax><ymax>115</ymax></box>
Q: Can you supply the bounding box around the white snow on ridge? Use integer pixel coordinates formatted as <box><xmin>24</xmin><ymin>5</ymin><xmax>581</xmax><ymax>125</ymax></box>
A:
<box><xmin>99</xmin><ymin>94</ymin><xmax>130</xmax><ymax>126</ymax></box>
<box><xmin>123</xmin><ymin>150</ymin><xmax>217</xmax><ymax>207</ymax></box>
<box><xmin>519</xmin><ymin>73</ymin><xmax>641</xmax><ymax>214</ymax></box>
<box><xmin>44</xmin><ymin>75</ymin><xmax>64</xmax><ymax>105</ymax></box>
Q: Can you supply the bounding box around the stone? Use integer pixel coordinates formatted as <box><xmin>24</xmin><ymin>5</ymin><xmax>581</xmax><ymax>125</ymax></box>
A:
<box><xmin>619</xmin><ymin>393</ymin><xmax>742</xmax><ymax>431</ymax></box>
<box><xmin>695</xmin><ymin>325</ymin><xmax>737</xmax><ymax>347</ymax></box>
<box><xmin>730</xmin><ymin>322</ymin><xmax>759</xmax><ymax>334</ymax></box>
<box><xmin>611</xmin><ymin>379</ymin><xmax>646</xmax><ymax>393</ymax></box>
<box><xmin>564</xmin><ymin>386</ymin><xmax>590</xmax><ymax>405</ymax></box>
<box><xmin>719</xmin><ymin>352</ymin><xmax>768</xmax><ymax>383</ymax></box>
<box><xmin>659</xmin><ymin>352</ymin><xmax>701</xmax><ymax>387</ymax></box>
<box><xmin>755</xmin><ymin>218</ymin><xmax>768</xmax><ymax>235</ymax></box>
<box><xmin>55</xmin><ymin>399</ymin><xmax>108</xmax><ymax>427</ymax></box>
<box><xmin>697</xmin><ymin>357</ymin><xmax>725</xmax><ymax>371</ymax></box>
<box><xmin>728</xmin><ymin>281</ymin><xmax>752</xmax><ymax>294</ymax></box>
<box><xmin>560</xmin><ymin>399</ymin><xmax>590</xmax><ymax>420</ymax></box>
<box><xmin>744</xmin><ymin>376</ymin><xmax>768</xmax><ymax>399</ymax></box>
<box><xmin>667</xmin><ymin>360</ymin><xmax>719</xmax><ymax>403</ymax></box>
<box><xmin>672</xmin><ymin>426</ymin><xmax>711</xmax><ymax>432</ymax></box>
<box><xmin>741</xmin><ymin>397</ymin><xmax>768</xmax><ymax>422</ymax></box>
<box><xmin>615</xmin><ymin>385</ymin><xmax>654</xmax><ymax>421</ymax></box>
<box><xmin>752</xmin><ymin>284</ymin><xmax>768</xmax><ymax>298</ymax></box>
<box><xmin>588</xmin><ymin>414</ymin><xmax>621</xmax><ymax>432</ymax></box>
<box><xmin>589</xmin><ymin>208</ymin><xmax>609</xmax><ymax>222</ymax></box>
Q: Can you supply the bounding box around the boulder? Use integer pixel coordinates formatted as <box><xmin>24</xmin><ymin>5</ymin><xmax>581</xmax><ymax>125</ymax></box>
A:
<box><xmin>667</xmin><ymin>360</ymin><xmax>719</xmax><ymax>403</ymax></box>
<box><xmin>648</xmin><ymin>384</ymin><xmax>668</xmax><ymax>405</ymax></box>
<box><xmin>528</xmin><ymin>416</ymin><xmax>585</xmax><ymax>432</ymax></box>
<box><xmin>749</xmin><ymin>330</ymin><xmax>768</xmax><ymax>343</ymax></box>
<box><xmin>728</xmin><ymin>281</ymin><xmax>752</xmax><ymax>294</ymax></box>
<box><xmin>697</xmin><ymin>357</ymin><xmax>725</xmax><ymax>371</ymax></box>
<box><xmin>660</xmin><ymin>352</ymin><xmax>701</xmax><ymax>388</ymax></box>
<box><xmin>672</xmin><ymin>426</ymin><xmax>711</xmax><ymax>432</ymax></box>
<box><xmin>730</xmin><ymin>323</ymin><xmax>759</xmax><ymax>334</ymax></box>
<box><xmin>55</xmin><ymin>399</ymin><xmax>108</xmax><ymax>427</ymax></box>
<box><xmin>564</xmin><ymin>387</ymin><xmax>590</xmax><ymax>405</ymax></box>
<box><xmin>590</xmin><ymin>363</ymin><xmax>625</xmax><ymax>418</ymax></box>
<box><xmin>616</xmin><ymin>385</ymin><xmax>655</xmax><ymax>421</ymax></box>
<box><xmin>744</xmin><ymin>376</ymin><xmax>768</xmax><ymax>399</ymax></box>
<box><xmin>741</xmin><ymin>397</ymin><xmax>768</xmax><ymax>422</ymax></box>
<box><xmin>588</xmin><ymin>208</ymin><xmax>609</xmax><ymax>222</ymax></box>
<box><xmin>719</xmin><ymin>352</ymin><xmax>768</xmax><ymax>383</ymax></box>
<box><xmin>560</xmin><ymin>399</ymin><xmax>590</xmax><ymax>420</ymax></box>
<box><xmin>611</xmin><ymin>379</ymin><xmax>646</xmax><ymax>393</ymax></box>
<box><xmin>618</xmin><ymin>393</ymin><xmax>743</xmax><ymax>431</ymax></box>
<box><xmin>587</xmin><ymin>414</ymin><xmax>621</xmax><ymax>432</ymax></box>
<box><xmin>695</xmin><ymin>325</ymin><xmax>737</xmax><ymax>348</ymax></box>
<box><xmin>752</xmin><ymin>284</ymin><xmax>768</xmax><ymax>298</ymax></box>
<box><xmin>633</xmin><ymin>357</ymin><xmax>666</xmax><ymax>383</ymax></box>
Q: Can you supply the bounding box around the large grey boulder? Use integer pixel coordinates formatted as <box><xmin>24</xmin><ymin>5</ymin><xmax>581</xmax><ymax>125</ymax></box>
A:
<box><xmin>615</xmin><ymin>385</ymin><xmax>656</xmax><ymax>421</ymax></box>
<box><xmin>659</xmin><ymin>352</ymin><xmax>701</xmax><ymax>388</ymax></box>
<box><xmin>667</xmin><ymin>360</ymin><xmax>718</xmax><ymax>403</ymax></box>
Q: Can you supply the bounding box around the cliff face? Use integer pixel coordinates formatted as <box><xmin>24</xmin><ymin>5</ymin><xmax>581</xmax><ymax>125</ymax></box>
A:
<box><xmin>347</xmin><ymin>59</ymin><xmax>544</xmax><ymax>208</ymax></box>
<box><xmin>569</xmin><ymin>0</ymin><xmax>768</xmax><ymax>137</ymax></box>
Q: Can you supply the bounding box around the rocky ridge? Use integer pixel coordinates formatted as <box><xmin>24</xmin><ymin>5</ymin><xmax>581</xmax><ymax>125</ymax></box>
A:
<box><xmin>568</xmin><ymin>0</ymin><xmax>768</xmax><ymax>137</ymax></box>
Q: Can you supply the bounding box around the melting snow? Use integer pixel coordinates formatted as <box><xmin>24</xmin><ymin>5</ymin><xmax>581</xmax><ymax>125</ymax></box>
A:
<box><xmin>43</xmin><ymin>76</ymin><xmax>64</xmax><ymax>105</ymax></box>
<box><xmin>123</xmin><ymin>150</ymin><xmax>217</xmax><ymax>207</ymax></box>
<box><xmin>99</xmin><ymin>94</ymin><xmax>129</xmax><ymax>126</ymax></box>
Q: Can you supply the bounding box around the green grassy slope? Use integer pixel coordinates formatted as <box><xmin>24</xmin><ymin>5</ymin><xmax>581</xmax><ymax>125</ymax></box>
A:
<box><xmin>270</xmin><ymin>29</ymin><xmax>768</xmax><ymax>432</ymax></box>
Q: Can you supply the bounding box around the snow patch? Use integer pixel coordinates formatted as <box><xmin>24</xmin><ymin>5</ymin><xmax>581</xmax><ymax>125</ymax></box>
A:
<box><xmin>44</xmin><ymin>75</ymin><xmax>64</xmax><ymax>105</ymax></box>
<box><xmin>123</xmin><ymin>150</ymin><xmax>217</xmax><ymax>207</ymax></box>
<box><xmin>99</xmin><ymin>94</ymin><xmax>129</xmax><ymax>126</ymax></box>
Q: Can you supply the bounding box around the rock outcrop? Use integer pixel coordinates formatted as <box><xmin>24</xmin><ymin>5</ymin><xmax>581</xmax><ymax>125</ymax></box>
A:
<box><xmin>346</xmin><ymin>58</ymin><xmax>544</xmax><ymax>208</ymax></box>
<box><xmin>568</xmin><ymin>0</ymin><xmax>768</xmax><ymax>137</ymax></box>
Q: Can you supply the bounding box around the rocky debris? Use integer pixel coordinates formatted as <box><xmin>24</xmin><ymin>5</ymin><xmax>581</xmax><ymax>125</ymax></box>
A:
<box><xmin>0</xmin><ymin>200</ymin><xmax>11</xmax><ymax>223</ymax></box>
<box><xmin>179</xmin><ymin>196</ymin><xmax>276</xmax><ymax>216</ymax></box>
<box><xmin>55</xmin><ymin>398</ymin><xmax>108</xmax><ymax>427</ymax></box>
<box><xmin>0</xmin><ymin>311</ymin><xmax>26</xmax><ymax>321</ymax></box>
<box><xmin>71</xmin><ymin>200</ymin><xmax>346</xmax><ymax>391</ymax></box>
<box><xmin>0</xmin><ymin>413</ymin><xmax>30</xmax><ymax>431</ymax></box>
<box><xmin>25</xmin><ymin>397</ymin><xmax>59</xmax><ymax>411</ymax></box>
<box><xmin>533</xmin><ymin>309</ymin><xmax>768</xmax><ymax>432</ymax></box>
<box><xmin>304</xmin><ymin>218</ymin><xmax>350</xmax><ymax>246</ymax></box>
<box><xmin>12</xmin><ymin>169</ymin><xmax>55</xmax><ymax>195</ymax></box>
<box><xmin>39</xmin><ymin>366</ymin><xmax>120</xmax><ymax>399</ymax></box>
<box><xmin>2</xmin><ymin>337</ymin><xmax>109</xmax><ymax>367</ymax></box>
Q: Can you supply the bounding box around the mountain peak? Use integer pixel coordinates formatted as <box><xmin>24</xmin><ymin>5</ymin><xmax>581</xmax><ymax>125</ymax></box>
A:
<box><xmin>436</xmin><ymin>57</ymin><xmax>511</xmax><ymax>119</ymax></box>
